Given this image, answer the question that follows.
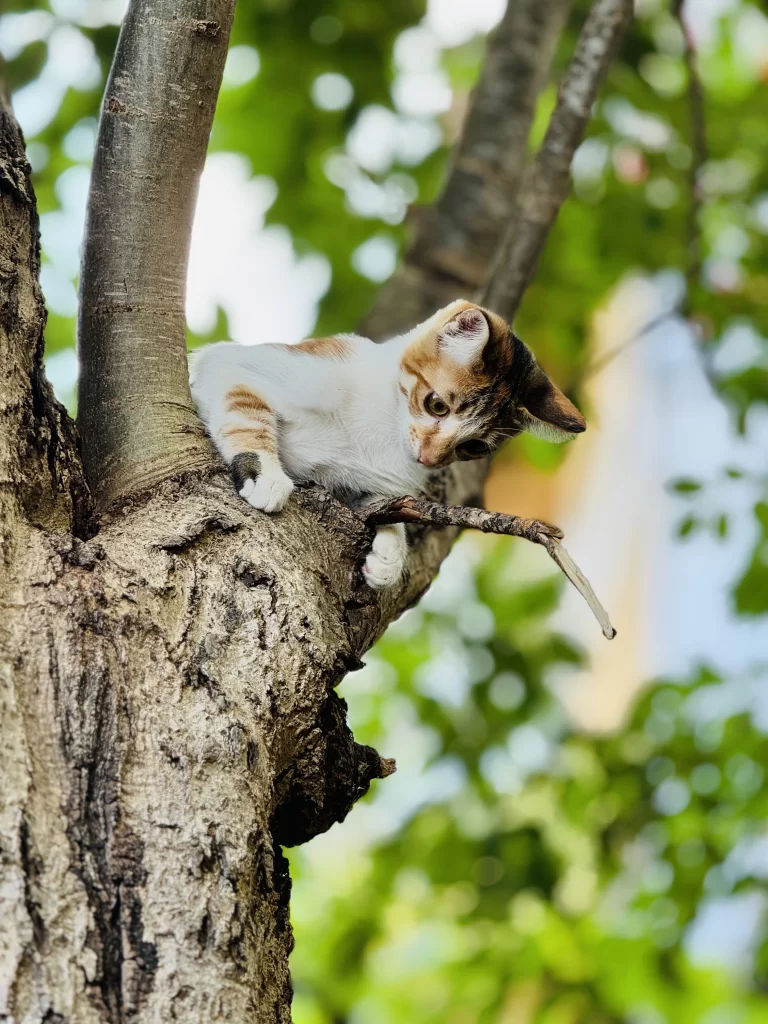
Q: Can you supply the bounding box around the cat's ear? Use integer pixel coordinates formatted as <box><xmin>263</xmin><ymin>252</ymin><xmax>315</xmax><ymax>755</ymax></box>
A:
<box><xmin>438</xmin><ymin>306</ymin><xmax>489</xmax><ymax>366</ymax></box>
<box><xmin>519</xmin><ymin>366</ymin><xmax>586</xmax><ymax>443</ymax></box>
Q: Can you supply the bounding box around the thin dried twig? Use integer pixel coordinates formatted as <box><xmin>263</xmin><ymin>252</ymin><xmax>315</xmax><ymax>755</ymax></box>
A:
<box><xmin>579</xmin><ymin>305</ymin><xmax>678</xmax><ymax>382</ymax></box>
<box><xmin>481</xmin><ymin>0</ymin><xmax>634</xmax><ymax>323</ymax></box>
<box><xmin>362</xmin><ymin>496</ymin><xmax>616</xmax><ymax>640</ymax></box>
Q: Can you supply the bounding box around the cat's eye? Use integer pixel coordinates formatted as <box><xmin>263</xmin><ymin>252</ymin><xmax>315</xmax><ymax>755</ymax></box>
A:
<box><xmin>457</xmin><ymin>439</ymin><xmax>490</xmax><ymax>459</ymax></box>
<box><xmin>425</xmin><ymin>392</ymin><xmax>449</xmax><ymax>418</ymax></box>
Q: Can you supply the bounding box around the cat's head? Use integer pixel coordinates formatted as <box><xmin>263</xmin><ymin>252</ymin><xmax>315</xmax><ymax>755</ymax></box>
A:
<box><xmin>398</xmin><ymin>299</ymin><xmax>586</xmax><ymax>468</ymax></box>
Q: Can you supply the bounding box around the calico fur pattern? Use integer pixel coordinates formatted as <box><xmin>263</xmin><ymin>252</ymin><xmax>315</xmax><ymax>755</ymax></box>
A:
<box><xmin>190</xmin><ymin>300</ymin><xmax>585</xmax><ymax>589</ymax></box>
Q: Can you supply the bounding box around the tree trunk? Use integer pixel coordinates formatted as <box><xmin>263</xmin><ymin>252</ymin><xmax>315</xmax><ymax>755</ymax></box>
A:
<box><xmin>0</xmin><ymin>0</ymin><xmax>630</xmax><ymax>1019</ymax></box>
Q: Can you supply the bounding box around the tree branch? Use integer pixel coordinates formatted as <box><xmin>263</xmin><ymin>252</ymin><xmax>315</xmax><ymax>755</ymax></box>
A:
<box><xmin>77</xmin><ymin>0</ymin><xmax>235</xmax><ymax>509</ymax></box>
<box><xmin>357</xmin><ymin>0</ymin><xmax>631</xmax><ymax>644</ymax></box>
<box><xmin>362</xmin><ymin>497</ymin><xmax>617</xmax><ymax>639</ymax></box>
<box><xmin>360</xmin><ymin>0</ymin><xmax>571</xmax><ymax>339</ymax></box>
<box><xmin>575</xmin><ymin>3</ymin><xmax>707</xmax><ymax>385</ymax></box>
<box><xmin>673</xmin><ymin>0</ymin><xmax>706</xmax><ymax>311</ymax></box>
<box><xmin>352</xmin><ymin>0</ymin><xmax>632</xmax><ymax>650</ymax></box>
<box><xmin>0</xmin><ymin>90</ymin><xmax>90</xmax><ymax>535</ymax></box>
<box><xmin>481</xmin><ymin>0</ymin><xmax>634</xmax><ymax>322</ymax></box>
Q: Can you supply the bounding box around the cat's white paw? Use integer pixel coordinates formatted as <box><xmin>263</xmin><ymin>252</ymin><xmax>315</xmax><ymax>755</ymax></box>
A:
<box><xmin>238</xmin><ymin>478</ymin><xmax>257</xmax><ymax>500</ymax></box>
<box><xmin>363</xmin><ymin>526</ymin><xmax>407</xmax><ymax>590</ymax></box>
<box><xmin>239</xmin><ymin>466</ymin><xmax>294</xmax><ymax>513</ymax></box>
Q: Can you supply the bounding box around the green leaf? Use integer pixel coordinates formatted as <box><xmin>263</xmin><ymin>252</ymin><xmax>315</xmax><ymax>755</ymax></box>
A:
<box><xmin>670</xmin><ymin>478</ymin><xmax>703</xmax><ymax>496</ymax></box>
<box><xmin>677</xmin><ymin>515</ymin><xmax>698</xmax><ymax>538</ymax></box>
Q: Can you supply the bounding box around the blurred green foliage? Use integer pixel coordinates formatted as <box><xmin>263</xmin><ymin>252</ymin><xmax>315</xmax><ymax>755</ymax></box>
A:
<box><xmin>291</xmin><ymin>549</ymin><xmax>768</xmax><ymax>1022</ymax></box>
<box><xmin>4</xmin><ymin>0</ymin><xmax>768</xmax><ymax>1020</ymax></box>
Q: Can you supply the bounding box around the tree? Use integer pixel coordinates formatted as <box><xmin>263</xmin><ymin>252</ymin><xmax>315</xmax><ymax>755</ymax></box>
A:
<box><xmin>1</xmin><ymin>0</ymin><xmax>656</xmax><ymax>1019</ymax></box>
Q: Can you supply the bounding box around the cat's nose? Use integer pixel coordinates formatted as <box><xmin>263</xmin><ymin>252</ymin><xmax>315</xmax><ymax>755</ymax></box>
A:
<box><xmin>418</xmin><ymin>452</ymin><xmax>439</xmax><ymax>467</ymax></box>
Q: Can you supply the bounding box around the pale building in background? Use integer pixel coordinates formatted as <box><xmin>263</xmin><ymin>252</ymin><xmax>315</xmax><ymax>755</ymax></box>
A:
<box><xmin>487</xmin><ymin>274</ymin><xmax>768</xmax><ymax>731</ymax></box>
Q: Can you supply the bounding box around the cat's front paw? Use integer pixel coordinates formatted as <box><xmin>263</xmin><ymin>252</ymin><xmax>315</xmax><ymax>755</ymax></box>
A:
<box><xmin>237</xmin><ymin>462</ymin><xmax>294</xmax><ymax>513</ymax></box>
<box><xmin>363</xmin><ymin>525</ymin><xmax>407</xmax><ymax>590</ymax></box>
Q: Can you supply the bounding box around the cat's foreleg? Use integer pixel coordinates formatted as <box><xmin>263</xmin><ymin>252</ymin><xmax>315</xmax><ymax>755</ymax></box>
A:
<box><xmin>215</xmin><ymin>385</ymin><xmax>294</xmax><ymax>513</ymax></box>
<box><xmin>363</xmin><ymin>521</ymin><xmax>408</xmax><ymax>590</ymax></box>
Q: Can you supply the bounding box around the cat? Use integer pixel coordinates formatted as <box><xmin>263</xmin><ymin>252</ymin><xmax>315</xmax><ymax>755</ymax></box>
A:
<box><xmin>189</xmin><ymin>299</ymin><xmax>585</xmax><ymax>589</ymax></box>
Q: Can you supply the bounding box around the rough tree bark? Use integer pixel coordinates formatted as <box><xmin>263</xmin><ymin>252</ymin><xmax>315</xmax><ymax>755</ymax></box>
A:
<box><xmin>0</xmin><ymin>0</ymin><xmax>631</xmax><ymax>1020</ymax></box>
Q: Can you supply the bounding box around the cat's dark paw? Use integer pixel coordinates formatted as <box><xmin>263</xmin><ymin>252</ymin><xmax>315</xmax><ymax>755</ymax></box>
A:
<box><xmin>231</xmin><ymin>452</ymin><xmax>262</xmax><ymax>493</ymax></box>
<box><xmin>230</xmin><ymin>452</ymin><xmax>294</xmax><ymax>514</ymax></box>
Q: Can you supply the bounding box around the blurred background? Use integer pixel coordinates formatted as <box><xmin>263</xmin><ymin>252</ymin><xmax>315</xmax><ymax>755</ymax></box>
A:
<box><xmin>4</xmin><ymin>0</ymin><xmax>768</xmax><ymax>1020</ymax></box>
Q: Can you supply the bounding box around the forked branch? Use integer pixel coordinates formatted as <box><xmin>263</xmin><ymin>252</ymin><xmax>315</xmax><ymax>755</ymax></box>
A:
<box><xmin>363</xmin><ymin>497</ymin><xmax>616</xmax><ymax>640</ymax></box>
<box><xmin>360</xmin><ymin>0</ymin><xmax>572</xmax><ymax>338</ymax></box>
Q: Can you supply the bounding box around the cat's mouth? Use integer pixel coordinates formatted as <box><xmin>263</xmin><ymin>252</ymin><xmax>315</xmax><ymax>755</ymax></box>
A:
<box><xmin>413</xmin><ymin>444</ymin><xmax>453</xmax><ymax>469</ymax></box>
<box><xmin>408</xmin><ymin>432</ymin><xmax>451</xmax><ymax>469</ymax></box>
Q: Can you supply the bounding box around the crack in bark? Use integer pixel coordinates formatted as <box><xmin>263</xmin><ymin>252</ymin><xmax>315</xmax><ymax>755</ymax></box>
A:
<box><xmin>152</xmin><ymin>513</ymin><xmax>240</xmax><ymax>552</ymax></box>
<box><xmin>271</xmin><ymin>690</ymin><xmax>393</xmax><ymax>848</ymax></box>
<box><xmin>19</xmin><ymin>816</ymin><xmax>46</xmax><ymax>952</ymax></box>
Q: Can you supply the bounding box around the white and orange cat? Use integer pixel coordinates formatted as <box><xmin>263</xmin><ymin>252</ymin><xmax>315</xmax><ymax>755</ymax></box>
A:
<box><xmin>190</xmin><ymin>300</ymin><xmax>585</xmax><ymax>589</ymax></box>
